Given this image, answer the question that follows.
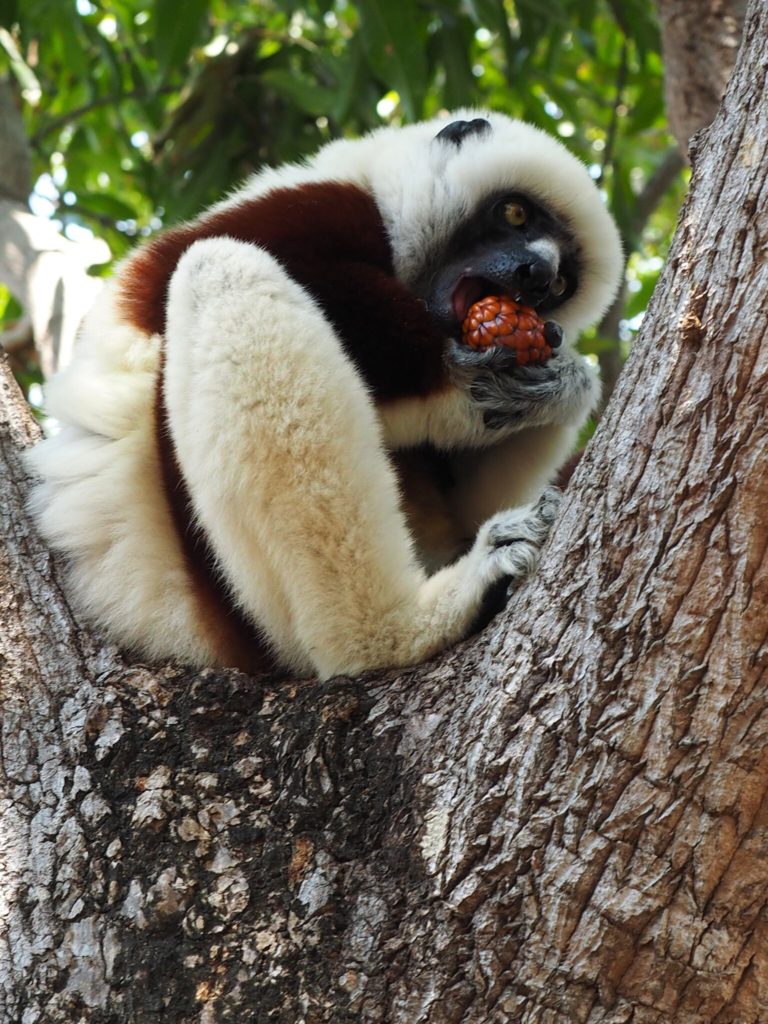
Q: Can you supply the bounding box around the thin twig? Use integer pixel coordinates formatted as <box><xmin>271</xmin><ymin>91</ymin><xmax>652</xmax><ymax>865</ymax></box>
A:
<box><xmin>30</xmin><ymin>86</ymin><xmax>179</xmax><ymax>146</ymax></box>
<box><xmin>597</xmin><ymin>146</ymin><xmax>686</xmax><ymax>405</ymax></box>
<box><xmin>598</xmin><ymin>41</ymin><xmax>629</xmax><ymax>186</ymax></box>
<box><xmin>631</xmin><ymin>147</ymin><xmax>687</xmax><ymax>236</ymax></box>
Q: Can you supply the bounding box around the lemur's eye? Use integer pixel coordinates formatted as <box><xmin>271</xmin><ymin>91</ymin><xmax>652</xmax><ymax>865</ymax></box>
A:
<box><xmin>504</xmin><ymin>201</ymin><xmax>528</xmax><ymax>227</ymax></box>
<box><xmin>551</xmin><ymin>274</ymin><xmax>567</xmax><ymax>297</ymax></box>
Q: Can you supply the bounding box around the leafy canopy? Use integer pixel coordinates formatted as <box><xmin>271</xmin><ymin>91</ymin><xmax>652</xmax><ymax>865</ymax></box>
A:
<box><xmin>0</xmin><ymin>0</ymin><xmax>685</xmax><ymax>380</ymax></box>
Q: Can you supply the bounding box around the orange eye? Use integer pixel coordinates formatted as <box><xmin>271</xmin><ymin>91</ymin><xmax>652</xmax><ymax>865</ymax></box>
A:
<box><xmin>504</xmin><ymin>201</ymin><xmax>527</xmax><ymax>227</ymax></box>
<box><xmin>551</xmin><ymin>274</ymin><xmax>567</xmax><ymax>297</ymax></box>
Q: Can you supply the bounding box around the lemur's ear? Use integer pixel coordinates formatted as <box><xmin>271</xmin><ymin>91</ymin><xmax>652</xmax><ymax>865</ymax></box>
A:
<box><xmin>434</xmin><ymin>118</ymin><xmax>491</xmax><ymax>147</ymax></box>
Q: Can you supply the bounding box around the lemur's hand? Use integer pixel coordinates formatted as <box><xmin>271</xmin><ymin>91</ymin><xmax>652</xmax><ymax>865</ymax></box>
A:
<box><xmin>463</xmin><ymin>485</ymin><xmax>563</xmax><ymax>629</ymax></box>
<box><xmin>445</xmin><ymin>338</ymin><xmax>600</xmax><ymax>432</ymax></box>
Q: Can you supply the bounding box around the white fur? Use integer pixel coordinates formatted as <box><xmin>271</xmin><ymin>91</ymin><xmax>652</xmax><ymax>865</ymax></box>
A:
<box><xmin>27</xmin><ymin>111</ymin><xmax>622</xmax><ymax>677</ymax></box>
<box><xmin>27</xmin><ymin>308</ymin><xmax>218</xmax><ymax>665</ymax></box>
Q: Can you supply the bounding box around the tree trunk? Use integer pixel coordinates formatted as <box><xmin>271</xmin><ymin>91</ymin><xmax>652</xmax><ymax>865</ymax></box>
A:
<box><xmin>598</xmin><ymin>0</ymin><xmax>745</xmax><ymax>401</ymax></box>
<box><xmin>2</xmin><ymin>2</ymin><xmax>768</xmax><ymax>1020</ymax></box>
<box><xmin>657</xmin><ymin>0</ymin><xmax>747</xmax><ymax>157</ymax></box>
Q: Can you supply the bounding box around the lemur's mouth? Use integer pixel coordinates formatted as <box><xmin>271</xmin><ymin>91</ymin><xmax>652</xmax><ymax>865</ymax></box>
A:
<box><xmin>450</xmin><ymin>275</ymin><xmax>565</xmax><ymax>352</ymax></box>
<box><xmin>451</xmin><ymin>276</ymin><xmax>522</xmax><ymax>324</ymax></box>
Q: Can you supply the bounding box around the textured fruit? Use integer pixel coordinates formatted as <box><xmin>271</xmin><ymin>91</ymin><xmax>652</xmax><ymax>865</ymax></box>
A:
<box><xmin>461</xmin><ymin>296</ymin><xmax>552</xmax><ymax>365</ymax></box>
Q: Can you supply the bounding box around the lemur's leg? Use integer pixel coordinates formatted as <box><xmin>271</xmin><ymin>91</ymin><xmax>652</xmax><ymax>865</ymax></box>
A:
<box><xmin>450</xmin><ymin>423</ymin><xmax>581</xmax><ymax>533</ymax></box>
<box><xmin>165</xmin><ymin>238</ymin><xmax>558</xmax><ymax>678</ymax></box>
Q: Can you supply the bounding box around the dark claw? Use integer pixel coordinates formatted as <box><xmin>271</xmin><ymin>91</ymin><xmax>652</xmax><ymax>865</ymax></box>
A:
<box><xmin>544</xmin><ymin>321</ymin><xmax>563</xmax><ymax>349</ymax></box>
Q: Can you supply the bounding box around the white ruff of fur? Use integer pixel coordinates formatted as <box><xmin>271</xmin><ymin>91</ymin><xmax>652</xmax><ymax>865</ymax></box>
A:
<box><xmin>27</xmin><ymin>110</ymin><xmax>622</xmax><ymax>678</ymax></box>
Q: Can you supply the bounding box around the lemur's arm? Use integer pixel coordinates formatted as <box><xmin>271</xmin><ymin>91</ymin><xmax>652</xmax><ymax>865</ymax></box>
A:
<box><xmin>444</xmin><ymin>344</ymin><xmax>601</xmax><ymax>529</ymax></box>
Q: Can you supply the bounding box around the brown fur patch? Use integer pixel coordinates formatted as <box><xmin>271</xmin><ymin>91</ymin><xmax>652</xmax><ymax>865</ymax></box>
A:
<box><xmin>154</xmin><ymin>352</ymin><xmax>277</xmax><ymax>675</ymax></box>
<box><xmin>119</xmin><ymin>181</ymin><xmax>449</xmax><ymax>400</ymax></box>
<box><xmin>555</xmin><ymin>449</ymin><xmax>583</xmax><ymax>489</ymax></box>
<box><xmin>392</xmin><ymin>448</ymin><xmax>469</xmax><ymax>572</ymax></box>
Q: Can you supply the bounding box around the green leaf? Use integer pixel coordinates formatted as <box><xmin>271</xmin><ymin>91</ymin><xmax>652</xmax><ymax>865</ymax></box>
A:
<box><xmin>334</xmin><ymin>47</ymin><xmax>362</xmax><ymax>123</ymax></box>
<box><xmin>355</xmin><ymin>0</ymin><xmax>428</xmax><ymax>121</ymax></box>
<box><xmin>0</xmin><ymin>0</ymin><xmax>19</xmax><ymax>28</ymax></box>
<box><xmin>626</xmin><ymin>81</ymin><xmax>664</xmax><ymax>133</ymax></box>
<box><xmin>625</xmin><ymin>271</ymin><xmax>661</xmax><ymax>319</ymax></box>
<box><xmin>77</xmin><ymin>17</ymin><xmax>122</xmax><ymax>86</ymax></box>
<box><xmin>616</xmin><ymin>0</ymin><xmax>660</xmax><ymax>57</ymax></box>
<box><xmin>153</xmin><ymin>0</ymin><xmax>210</xmax><ymax>78</ymax></box>
<box><xmin>578</xmin><ymin>333</ymin><xmax>622</xmax><ymax>355</ymax></box>
<box><xmin>72</xmin><ymin>191</ymin><xmax>139</xmax><ymax>221</ymax></box>
<box><xmin>516</xmin><ymin>0</ymin><xmax>564</xmax><ymax>52</ymax></box>
<box><xmin>260</xmin><ymin>68</ymin><xmax>336</xmax><ymax>118</ymax></box>
<box><xmin>577</xmin><ymin>415</ymin><xmax>597</xmax><ymax>449</ymax></box>
<box><xmin>0</xmin><ymin>285</ymin><xmax>23</xmax><ymax>325</ymax></box>
<box><xmin>573</xmin><ymin>0</ymin><xmax>597</xmax><ymax>34</ymax></box>
<box><xmin>466</xmin><ymin>0</ymin><xmax>518</xmax><ymax>77</ymax></box>
<box><xmin>436</xmin><ymin>19</ymin><xmax>476</xmax><ymax>109</ymax></box>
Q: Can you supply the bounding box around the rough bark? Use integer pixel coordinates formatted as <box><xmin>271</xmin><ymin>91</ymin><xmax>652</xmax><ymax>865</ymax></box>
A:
<box><xmin>2</xmin><ymin>2</ymin><xmax>768</xmax><ymax>1021</ymax></box>
<box><xmin>657</xmin><ymin>0</ymin><xmax>747</xmax><ymax>157</ymax></box>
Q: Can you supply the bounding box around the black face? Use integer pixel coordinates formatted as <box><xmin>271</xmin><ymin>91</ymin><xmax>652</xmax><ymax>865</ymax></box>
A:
<box><xmin>418</xmin><ymin>191</ymin><xmax>580</xmax><ymax>334</ymax></box>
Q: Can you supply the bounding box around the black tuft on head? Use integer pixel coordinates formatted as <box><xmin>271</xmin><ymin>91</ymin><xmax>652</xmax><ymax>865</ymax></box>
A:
<box><xmin>435</xmin><ymin>118</ymin><xmax>491</xmax><ymax>148</ymax></box>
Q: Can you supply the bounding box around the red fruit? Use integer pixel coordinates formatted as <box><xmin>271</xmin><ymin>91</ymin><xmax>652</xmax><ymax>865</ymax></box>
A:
<box><xmin>461</xmin><ymin>296</ymin><xmax>553</xmax><ymax>363</ymax></box>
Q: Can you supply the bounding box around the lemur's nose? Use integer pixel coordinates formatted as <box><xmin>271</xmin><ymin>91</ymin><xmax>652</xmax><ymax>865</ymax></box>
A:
<box><xmin>515</xmin><ymin>258</ymin><xmax>554</xmax><ymax>305</ymax></box>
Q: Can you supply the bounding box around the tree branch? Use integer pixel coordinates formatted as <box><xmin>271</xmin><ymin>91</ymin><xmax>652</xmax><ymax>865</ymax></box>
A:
<box><xmin>0</xmin><ymin>200</ymin><xmax>106</xmax><ymax>375</ymax></box>
<box><xmin>598</xmin><ymin>145</ymin><xmax>686</xmax><ymax>403</ymax></box>
<box><xmin>2</xmin><ymin>2</ymin><xmax>768</xmax><ymax>1019</ymax></box>
<box><xmin>29</xmin><ymin>85</ymin><xmax>180</xmax><ymax>147</ymax></box>
<box><xmin>657</xmin><ymin>0</ymin><xmax>747</xmax><ymax>157</ymax></box>
<box><xmin>0</xmin><ymin>79</ymin><xmax>108</xmax><ymax>375</ymax></box>
<box><xmin>630</xmin><ymin>145</ymin><xmax>687</xmax><ymax>235</ymax></box>
<box><xmin>0</xmin><ymin>78</ymin><xmax>31</xmax><ymax>203</ymax></box>
<box><xmin>597</xmin><ymin>40</ymin><xmax>628</xmax><ymax>186</ymax></box>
